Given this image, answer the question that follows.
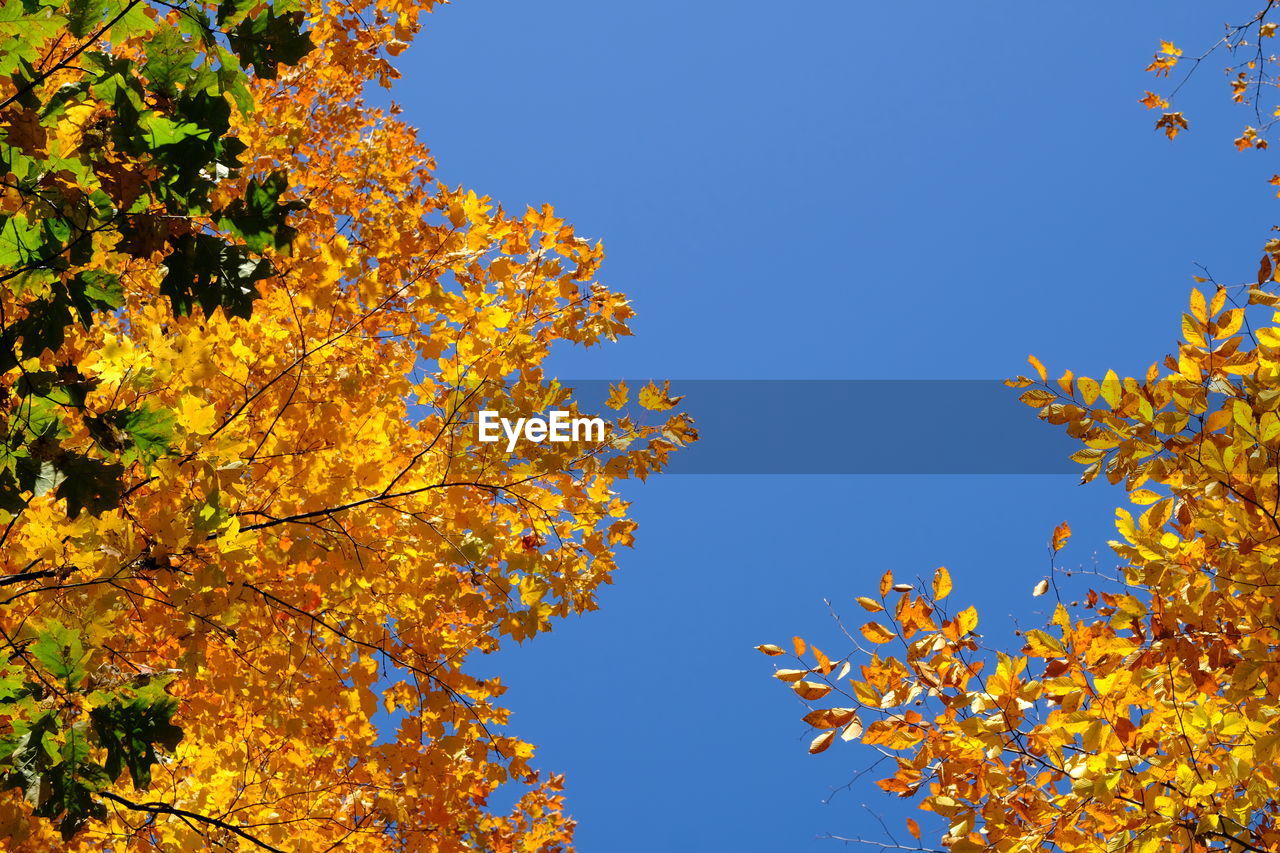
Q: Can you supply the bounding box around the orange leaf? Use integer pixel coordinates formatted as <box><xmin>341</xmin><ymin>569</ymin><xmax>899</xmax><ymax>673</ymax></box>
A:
<box><xmin>1051</xmin><ymin>521</ymin><xmax>1071</xmax><ymax>553</ymax></box>
<box><xmin>801</xmin><ymin>707</ymin><xmax>858</xmax><ymax>729</ymax></box>
<box><xmin>861</xmin><ymin>622</ymin><xmax>896</xmax><ymax>644</ymax></box>
<box><xmin>1027</xmin><ymin>354</ymin><xmax>1048</xmax><ymax>382</ymax></box>
<box><xmin>794</xmin><ymin>681</ymin><xmax>831</xmax><ymax>701</ymax></box>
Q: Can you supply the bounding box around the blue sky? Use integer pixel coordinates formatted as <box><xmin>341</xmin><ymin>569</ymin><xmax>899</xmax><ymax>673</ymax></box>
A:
<box><xmin>390</xmin><ymin>2</ymin><xmax>1276</xmax><ymax>849</ymax></box>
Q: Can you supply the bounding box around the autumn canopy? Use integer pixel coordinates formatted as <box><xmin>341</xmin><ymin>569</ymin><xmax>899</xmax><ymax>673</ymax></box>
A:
<box><xmin>16</xmin><ymin>0</ymin><xmax>1280</xmax><ymax>850</ymax></box>
<box><xmin>0</xmin><ymin>0</ymin><xmax>693</xmax><ymax>849</ymax></box>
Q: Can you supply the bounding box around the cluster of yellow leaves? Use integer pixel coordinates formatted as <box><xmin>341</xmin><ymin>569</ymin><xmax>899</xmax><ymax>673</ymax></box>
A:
<box><xmin>1236</xmin><ymin>126</ymin><xmax>1268</xmax><ymax>151</ymax></box>
<box><xmin>1146</xmin><ymin>40</ymin><xmax>1182</xmax><ymax>77</ymax></box>
<box><xmin>763</xmin><ymin>274</ymin><xmax>1280</xmax><ymax>849</ymax></box>
<box><xmin>0</xmin><ymin>1</ymin><xmax>693</xmax><ymax>850</ymax></box>
<box><xmin>1143</xmin><ymin>41</ymin><xmax>1188</xmax><ymax>139</ymax></box>
<box><xmin>1142</xmin><ymin>11</ymin><xmax>1280</xmax><ymax>150</ymax></box>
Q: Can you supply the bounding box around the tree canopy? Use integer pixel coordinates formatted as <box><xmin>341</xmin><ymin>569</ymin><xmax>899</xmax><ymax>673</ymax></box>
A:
<box><xmin>0</xmin><ymin>0</ymin><xmax>692</xmax><ymax>848</ymax></box>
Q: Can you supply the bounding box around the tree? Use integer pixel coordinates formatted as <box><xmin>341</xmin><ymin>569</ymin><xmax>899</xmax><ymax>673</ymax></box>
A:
<box><xmin>761</xmin><ymin>6</ymin><xmax>1280</xmax><ymax>852</ymax></box>
<box><xmin>0</xmin><ymin>0</ymin><xmax>694</xmax><ymax>848</ymax></box>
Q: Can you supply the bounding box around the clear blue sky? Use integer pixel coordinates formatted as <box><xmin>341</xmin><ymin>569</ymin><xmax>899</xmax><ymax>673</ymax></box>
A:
<box><xmin>390</xmin><ymin>2</ymin><xmax>1276</xmax><ymax>849</ymax></box>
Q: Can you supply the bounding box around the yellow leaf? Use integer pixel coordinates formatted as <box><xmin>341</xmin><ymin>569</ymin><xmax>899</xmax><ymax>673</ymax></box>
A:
<box><xmin>1020</xmin><ymin>389</ymin><xmax>1057</xmax><ymax>407</ymax></box>
<box><xmin>605</xmin><ymin>380</ymin><xmax>629</xmax><ymax>410</ymax></box>
<box><xmin>879</xmin><ymin>570</ymin><xmax>893</xmax><ymax>597</ymax></box>
<box><xmin>1182</xmin><ymin>313</ymin><xmax>1207</xmax><ymax>347</ymax></box>
<box><xmin>1262</xmin><ymin>411</ymin><xmax>1280</xmax><ymax>442</ymax></box>
<box><xmin>755</xmin><ymin>644</ymin><xmax>785</xmax><ymax>656</ymax></box>
<box><xmin>1209</xmin><ymin>285</ymin><xmax>1228</xmax><ymax>315</ymax></box>
<box><xmin>809</xmin><ymin>730</ymin><xmax>836</xmax><ymax>754</ymax></box>
<box><xmin>792</xmin><ymin>636</ymin><xmax>807</xmax><ymax>656</ymax></box>
<box><xmin>956</xmin><ymin>606</ymin><xmax>979</xmax><ymax>635</ymax></box>
<box><xmin>1077</xmin><ymin>376</ymin><xmax>1100</xmax><ymax>405</ymax></box>
<box><xmin>932</xmin><ymin>566</ymin><xmax>952</xmax><ymax>600</ymax></box>
<box><xmin>1033</xmin><ymin>579</ymin><xmax>1050</xmax><ymax>597</ymax></box>
<box><xmin>1190</xmin><ymin>287</ymin><xmax>1207</xmax><ymax>322</ymax></box>
<box><xmin>1205</xmin><ymin>408</ymin><xmax>1233</xmax><ymax>432</ymax></box>
<box><xmin>1100</xmin><ymin>370</ymin><xmax>1122</xmax><ymax>407</ymax></box>
<box><xmin>794</xmin><ymin>681</ymin><xmax>831</xmax><ymax>701</ymax></box>
<box><xmin>177</xmin><ymin>394</ymin><xmax>217</xmax><ymax>435</ymax></box>
<box><xmin>856</xmin><ymin>596</ymin><xmax>884</xmax><ymax>613</ymax></box>
<box><xmin>638</xmin><ymin>380</ymin><xmax>683</xmax><ymax>411</ymax></box>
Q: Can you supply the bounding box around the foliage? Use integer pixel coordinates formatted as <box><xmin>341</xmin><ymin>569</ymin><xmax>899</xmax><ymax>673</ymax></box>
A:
<box><xmin>762</xmin><ymin>5</ymin><xmax>1280</xmax><ymax>851</ymax></box>
<box><xmin>0</xmin><ymin>0</ymin><xmax>312</xmax><ymax>520</ymax></box>
<box><xmin>0</xmin><ymin>0</ymin><xmax>693</xmax><ymax>849</ymax></box>
<box><xmin>2</xmin><ymin>0</ymin><xmax>311</xmax><ymax>840</ymax></box>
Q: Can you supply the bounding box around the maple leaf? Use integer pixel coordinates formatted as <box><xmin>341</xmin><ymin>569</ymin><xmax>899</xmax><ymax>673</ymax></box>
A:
<box><xmin>1139</xmin><ymin>90</ymin><xmax>1169</xmax><ymax>110</ymax></box>
<box><xmin>1155</xmin><ymin>111</ymin><xmax>1189</xmax><ymax>139</ymax></box>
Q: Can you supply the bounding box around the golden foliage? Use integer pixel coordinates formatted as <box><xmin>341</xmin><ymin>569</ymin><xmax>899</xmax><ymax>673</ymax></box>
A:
<box><xmin>0</xmin><ymin>0</ymin><xmax>692</xmax><ymax>849</ymax></box>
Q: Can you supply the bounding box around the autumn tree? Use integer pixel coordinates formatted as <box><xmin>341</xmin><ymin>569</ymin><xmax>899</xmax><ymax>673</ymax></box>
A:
<box><xmin>0</xmin><ymin>0</ymin><xmax>692</xmax><ymax>849</ymax></box>
<box><xmin>762</xmin><ymin>6</ymin><xmax>1280</xmax><ymax>852</ymax></box>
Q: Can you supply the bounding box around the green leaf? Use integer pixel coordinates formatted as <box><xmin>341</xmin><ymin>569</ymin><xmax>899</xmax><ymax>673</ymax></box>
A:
<box><xmin>30</xmin><ymin>622</ymin><xmax>86</xmax><ymax>686</ymax></box>
<box><xmin>160</xmin><ymin>232</ymin><xmax>272</xmax><ymax>319</ymax></box>
<box><xmin>142</xmin><ymin>27</ymin><xmax>198</xmax><ymax>98</ymax></box>
<box><xmin>16</xmin><ymin>456</ymin><xmax>62</xmax><ymax>497</ymax></box>
<box><xmin>66</xmin><ymin>0</ymin><xmax>108</xmax><ymax>37</ymax></box>
<box><xmin>118</xmin><ymin>406</ymin><xmax>176</xmax><ymax>465</ymax></box>
<box><xmin>53</xmin><ymin>454</ymin><xmax>124</xmax><ymax>518</ymax></box>
<box><xmin>141</xmin><ymin>114</ymin><xmax>209</xmax><ymax>148</ymax></box>
<box><xmin>219</xmin><ymin>170</ymin><xmax>305</xmax><ymax>253</ymax></box>
<box><xmin>4</xmin><ymin>712</ymin><xmax>57</xmax><ymax>806</ymax></box>
<box><xmin>91</xmin><ymin>695</ymin><xmax>183</xmax><ymax>790</ymax></box>
<box><xmin>105</xmin><ymin>0</ymin><xmax>154</xmax><ymax>42</ymax></box>
<box><xmin>68</xmin><ymin>270</ymin><xmax>124</xmax><ymax>327</ymax></box>
<box><xmin>212</xmin><ymin>46</ymin><xmax>252</xmax><ymax>112</ymax></box>
<box><xmin>228</xmin><ymin>8</ymin><xmax>313</xmax><ymax>80</ymax></box>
